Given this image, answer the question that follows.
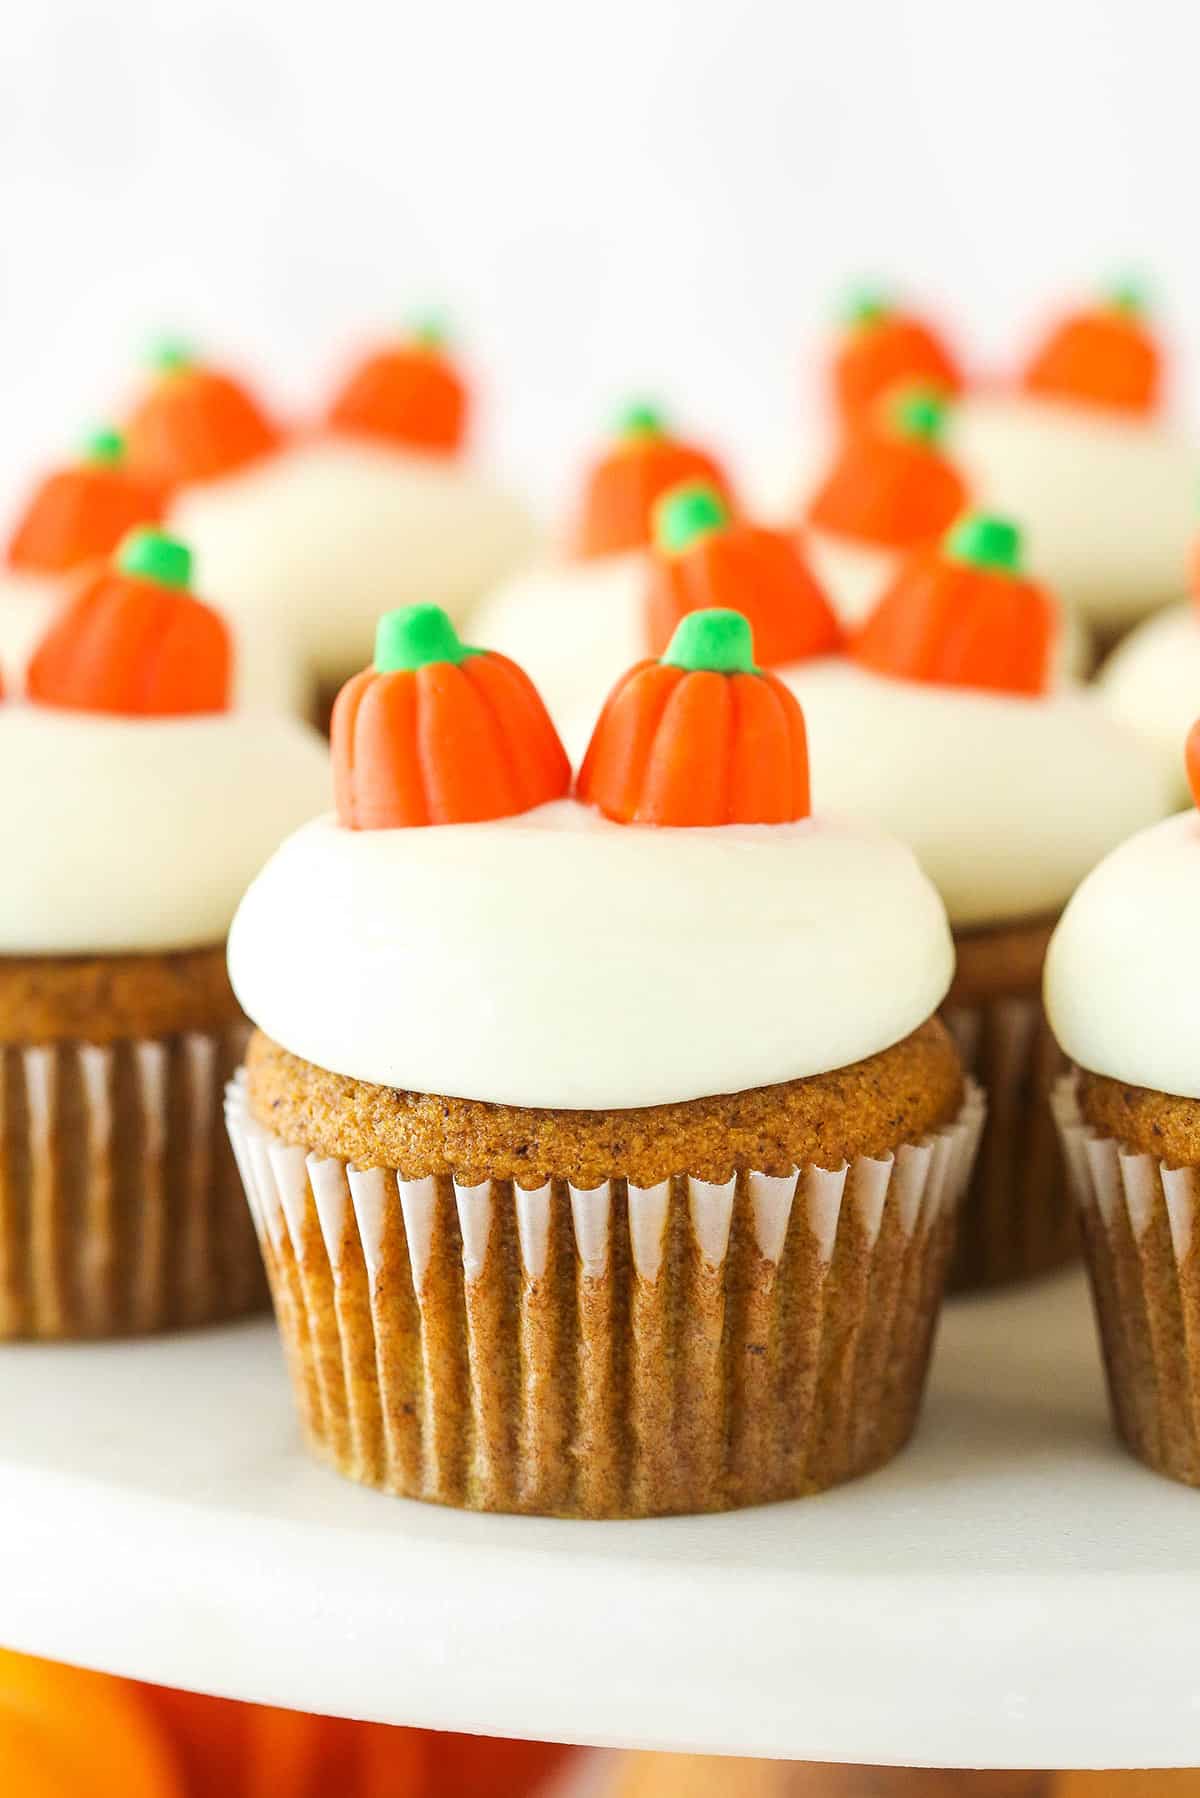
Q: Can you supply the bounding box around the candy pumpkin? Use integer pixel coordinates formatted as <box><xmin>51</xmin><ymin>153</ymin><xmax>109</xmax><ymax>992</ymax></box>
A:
<box><xmin>852</xmin><ymin>512</ymin><xmax>1057</xmax><ymax>696</ymax></box>
<box><xmin>0</xmin><ymin>1650</ymin><xmax>181</xmax><ymax>1798</ymax></box>
<box><xmin>575</xmin><ymin>402</ymin><xmax>733</xmax><ymax>559</ymax></box>
<box><xmin>1021</xmin><ymin>282</ymin><xmax>1161</xmax><ymax>414</ymax></box>
<box><xmin>26</xmin><ymin>527</ymin><xmax>233</xmax><ymax>716</ymax></box>
<box><xmin>6</xmin><ymin>428</ymin><xmax>166</xmax><ymax>575</ymax></box>
<box><xmin>1185</xmin><ymin>716</ymin><xmax>1200</xmax><ymax>812</ymax></box>
<box><xmin>646</xmin><ymin>481</ymin><xmax>843</xmax><ymax>667</ymax></box>
<box><xmin>124</xmin><ymin>340</ymin><xmax>281</xmax><ymax>487</ymax></box>
<box><xmin>832</xmin><ymin>287</ymin><xmax>963</xmax><ymax>428</ymax></box>
<box><xmin>326</xmin><ymin>318</ymin><xmax>468</xmax><ymax>455</ymax></box>
<box><xmin>806</xmin><ymin>384</ymin><xmax>968</xmax><ymax>549</ymax></box>
<box><xmin>332</xmin><ymin>603</ymin><xmax>571</xmax><ymax>828</ymax></box>
<box><xmin>577</xmin><ymin>608</ymin><xmax>811</xmax><ymax>826</ymax></box>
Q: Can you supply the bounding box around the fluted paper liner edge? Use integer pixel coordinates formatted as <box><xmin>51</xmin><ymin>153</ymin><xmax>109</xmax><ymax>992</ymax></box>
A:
<box><xmin>227</xmin><ymin>1075</ymin><xmax>985</xmax><ymax>1518</ymax></box>
<box><xmin>0</xmin><ymin>1025</ymin><xmax>263</xmax><ymax>1338</ymax></box>
<box><xmin>1052</xmin><ymin>1071</ymin><xmax>1200</xmax><ymax>1486</ymax></box>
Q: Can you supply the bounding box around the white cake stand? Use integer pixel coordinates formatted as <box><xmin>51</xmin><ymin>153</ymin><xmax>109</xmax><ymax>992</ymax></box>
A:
<box><xmin>0</xmin><ymin>1269</ymin><xmax>1195</xmax><ymax>1769</ymax></box>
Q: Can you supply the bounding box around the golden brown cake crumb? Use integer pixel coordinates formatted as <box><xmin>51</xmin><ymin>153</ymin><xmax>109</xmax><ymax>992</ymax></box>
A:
<box><xmin>0</xmin><ymin>945</ymin><xmax>240</xmax><ymax>1046</ymax></box>
<box><xmin>947</xmin><ymin>915</ymin><xmax>1055</xmax><ymax>1006</ymax></box>
<box><xmin>1079</xmin><ymin>1069</ymin><xmax>1200</xmax><ymax>1165</ymax></box>
<box><xmin>245</xmin><ymin>1017</ymin><xmax>964</xmax><ymax>1188</ymax></box>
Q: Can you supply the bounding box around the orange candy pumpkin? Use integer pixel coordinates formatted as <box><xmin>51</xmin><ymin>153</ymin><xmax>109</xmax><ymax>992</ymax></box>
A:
<box><xmin>806</xmin><ymin>385</ymin><xmax>969</xmax><ymax>550</ymax></box>
<box><xmin>1185</xmin><ymin>717</ymin><xmax>1200</xmax><ymax>812</ymax></box>
<box><xmin>1022</xmin><ymin>283</ymin><xmax>1160</xmax><ymax>414</ymax></box>
<box><xmin>26</xmin><ymin>528</ymin><xmax>233</xmax><ymax>716</ymax></box>
<box><xmin>327</xmin><ymin>320</ymin><xmax>468</xmax><ymax>454</ymax></box>
<box><xmin>0</xmin><ymin>1650</ymin><xmax>181</xmax><ymax>1798</ymax></box>
<box><xmin>577</xmin><ymin>608</ymin><xmax>811</xmax><ymax>827</ymax></box>
<box><xmin>852</xmin><ymin>513</ymin><xmax>1057</xmax><ymax>697</ymax></box>
<box><xmin>6</xmin><ymin>429</ymin><xmax>166</xmax><ymax>575</ymax></box>
<box><xmin>646</xmin><ymin>482</ymin><xmax>843</xmax><ymax>667</ymax></box>
<box><xmin>124</xmin><ymin>341</ymin><xmax>281</xmax><ymax>487</ymax></box>
<box><xmin>333</xmin><ymin>604</ymin><xmax>571</xmax><ymax>828</ymax></box>
<box><xmin>832</xmin><ymin>289</ymin><xmax>962</xmax><ymax>429</ymax></box>
<box><xmin>575</xmin><ymin>403</ymin><xmax>733</xmax><ymax>559</ymax></box>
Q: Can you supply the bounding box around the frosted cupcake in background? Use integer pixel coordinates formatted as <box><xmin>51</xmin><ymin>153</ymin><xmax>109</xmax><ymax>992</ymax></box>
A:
<box><xmin>1047</xmin><ymin>722</ymin><xmax>1200</xmax><ymax>1489</ymax></box>
<box><xmin>783</xmin><ymin>513</ymin><xmax>1173</xmax><ymax>1285</ymax></box>
<box><xmin>170</xmin><ymin>322</ymin><xmax>537</xmax><ymax>723</ymax></box>
<box><xmin>0</xmin><ymin>527</ymin><xmax>329</xmax><ymax>1338</ymax></box>
<box><xmin>470</xmin><ymin>402</ymin><xmax>732</xmax><ymax>734</ymax></box>
<box><xmin>951</xmin><ymin>283</ymin><xmax>1197</xmax><ymax>656</ymax></box>
<box><xmin>0</xmin><ymin>427</ymin><xmax>164</xmax><ymax>692</ymax></box>
<box><xmin>802</xmin><ymin>386</ymin><xmax>969</xmax><ymax>627</ymax></box>
<box><xmin>226</xmin><ymin>601</ymin><xmax>981</xmax><ymax>1519</ymax></box>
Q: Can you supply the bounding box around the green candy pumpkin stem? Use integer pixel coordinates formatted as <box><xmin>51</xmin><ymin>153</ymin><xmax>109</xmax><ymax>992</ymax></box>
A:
<box><xmin>1105</xmin><ymin>276</ymin><xmax>1147</xmax><ymax>318</ymax></box>
<box><xmin>654</xmin><ymin>481</ymin><xmax>731</xmax><ymax>555</ymax></box>
<box><xmin>616</xmin><ymin>400</ymin><xmax>666</xmax><ymax>442</ymax></box>
<box><xmin>945</xmin><ymin>513</ymin><xmax>1023</xmax><ymax>576</ymax></box>
<box><xmin>148</xmin><ymin>337</ymin><xmax>196</xmax><ymax>375</ymax></box>
<box><xmin>661</xmin><ymin>607</ymin><xmax>760</xmax><ymax>676</ymax></box>
<box><xmin>842</xmin><ymin>284</ymin><xmax>890</xmax><ymax>329</ymax></box>
<box><xmin>890</xmin><ymin>383</ymin><xmax>946</xmax><ymax>446</ymax></box>
<box><xmin>117</xmin><ymin>528</ymin><xmax>193</xmax><ymax>590</ymax></box>
<box><xmin>410</xmin><ymin>312</ymin><xmax>449</xmax><ymax>350</ymax></box>
<box><xmin>82</xmin><ymin>426</ymin><xmax>125</xmax><ymax>467</ymax></box>
<box><xmin>374</xmin><ymin>603</ymin><xmax>482</xmax><ymax>672</ymax></box>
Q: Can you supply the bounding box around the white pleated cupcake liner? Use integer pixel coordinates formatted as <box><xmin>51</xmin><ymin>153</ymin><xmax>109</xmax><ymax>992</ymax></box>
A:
<box><xmin>227</xmin><ymin>1073</ymin><xmax>984</xmax><ymax>1517</ymax></box>
<box><xmin>943</xmin><ymin>991</ymin><xmax>1074</xmax><ymax>1289</ymax></box>
<box><xmin>0</xmin><ymin>1024</ymin><xmax>261</xmax><ymax>1339</ymax></box>
<box><xmin>1053</xmin><ymin>1071</ymin><xmax>1200</xmax><ymax>1485</ymax></box>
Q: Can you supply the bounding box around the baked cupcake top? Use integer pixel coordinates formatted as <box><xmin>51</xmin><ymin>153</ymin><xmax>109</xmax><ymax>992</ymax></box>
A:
<box><xmin>1044</xmin><ymin>725</ymin><xmax>1200</xmax><ymax>1098</ymax></box>
<box><xmin>229</xmin><ymin>604</ymin><xmax>954</xmax><ymax>1109</ymax></box>
<box><xmin>782</xmin><ymin>515</ymin><xmax>1173</xmax><ymax>928</ymax></box>
<box><xmin>4</xmin><ymin>428</ymin><xmax>164</xmax><ymax>577</ymax></box>
<box><xmin>0</xmin><ymin>528</ymin><xmax>329</xmax><ymax>955</ymax></box>
<box><xmin>830</xmin><ymin>287</ymin><xmax>963</xmax><ymax>429</ymax></box>
<box><xmin>124</xmin><ymin>340</ymin><xmax>282</xmax><ymax>488</ymax></box>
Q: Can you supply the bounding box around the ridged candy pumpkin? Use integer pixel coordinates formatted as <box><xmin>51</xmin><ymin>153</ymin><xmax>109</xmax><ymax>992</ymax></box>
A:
<box><xmin>327</xmin><ymin>318</ymin><xmax>468</xmax><ymax>454</ymax></box>
<box><xmin>577</xmin><ymin>608</ymin><xmax>811</xmax><ymax>826</ymax></box>
<box><xmin>832</xmin><ymin>287</ymin><xmax>962</xmax><ymax>429</ymax></box>
<box><xmin>124</xmin><ymin>340</ymin><xmax>281</xmax><ymax>487</ymax></box>
<box><xmin>1022</xmin><ymin>282</ymin><xmax>1160</xmax><ymax>414</ymax></box>
<box><xmin>26</xmin><ymin>528</ymin><xmax>232</xmax><ymax>715</ymax></box>
<box><xmin>806</xmin><ymin>384</ymin><xmax>969</xmax><ymax>549</ymax></box>
<box><xmin>575</xmin><ymin>402</ymin><xmax>733</xmax><ymax>559</ymax></box>
<box><xmin>6</xmin><ymin>428</ymin><xmax>166</xmax><ymax>575</ymax></box>
<box><xmin>646</xmin><ymin>481</ymin><xmax>843</xmax><ymax>667</ymax></box>
<box><xmin>332</xmin><ymin>604</ymin><xmax>571</xmax><ymax>828</ymax></box>
<box><xmin>0</xmin><ymin>1650</ymin><xmax>181</xmax><ymax>1798</ymax></box>
<box><xmin>853</xmin><ymin>513</ymin><xmax>1057</xmax><ymax>696</ymax></box>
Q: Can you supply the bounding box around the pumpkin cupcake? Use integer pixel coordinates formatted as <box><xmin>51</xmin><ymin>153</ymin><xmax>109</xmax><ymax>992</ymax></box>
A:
<box><xmin>1095</xmin><ymin>522</ymin><xmax>1200</xmax><ymax>805</ymax></box>
<box><xmin>0</xmin><ymin>527</ymin><xmax>329</xmax><ymax>1337</ymax></box>
<box><xmin>0</xmin><ymin>427</ymin><xmax>164</xmax><ymax>693</ymax></box>
<box><xmin>470</xmin><ymin>403</ymin><xmax>733</xmax><ymax>738</ymax></box>
<box><xmin>1046</xmin><ymin>723</ymin><xmax>1200</xmax><ymax>1487</ymax></box>
<box><xmin>226</xmin><ymin>601</ymin><xmax>982</xmax><ymax>1519</ymax></box>
<box><xmin>781</xmin><ymin>513</ymin><xmax>1173</xmax><ymax>1287</ymax></box>
<box><xmin>170</xmin><ymin>322</ymin><xmax>537</xmax><ymax>724</ymax></box>
<box><xmin>952</xmin><ymin>283</ymin><xmax>1197</xmax><ymax>655</ymax></box>
<box><xmin>829</xmin><ymin>287</ymin><xmax>964</xmax><ymax>430</ymax></box>
<box><xmin>802</xmin><ymin>385</ymin><xmax>969</xmax><ymax>628</ymax></box>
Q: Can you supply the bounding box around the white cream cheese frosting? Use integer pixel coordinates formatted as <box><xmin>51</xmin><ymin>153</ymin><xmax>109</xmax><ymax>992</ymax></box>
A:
<box><xmin>0</xmin><ymin>705</ymin><xmax>330</xmax><ymax>954</ymax></box>
<box><xmin>1097</xmin><ymin>601</ymin><xmax>1198</xmax><ymax>804</ymax></box>
<box><xmin>228</xmin><ymin>800</ymin><xmax>955</xmax><ymax>1110</ymax></box>
<box><xmin>779</xmin><ymin>660</ymin><xmax>1172</xmax><ymax>929</ymax></box>
<box><xmin>951</xmin><ymin>395</ymin><xmax>1197</xmax><ymax>628</ymax></box>
<box><xmin>1044</xmin><ymin>809</ymin><xmax>1200</xmax><ymax>1097</ymax></box>
<box><xmin>170</xmin><ymin>438</ymin><xmax>539</xmax><ymax>687</ymax></box>
<box><xmin>0</xmin><ymin>570</ymin><xmax>61</xmax><ymax>695</ymax></box>
<box><xmin>805</xmin><ymin>531</ymin><xmax>896</xmax><ymax>628</ymax></box>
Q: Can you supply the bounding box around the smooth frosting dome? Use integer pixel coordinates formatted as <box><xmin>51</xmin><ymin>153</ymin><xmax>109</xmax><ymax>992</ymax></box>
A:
<box><xmin>1097</xmin><ymin>602</ymin><xmax>1198</xmax><ymax>803</ymax></box>
<box><xmin>0</xmin><ymin>706</ymin><xmax>330</xmax><ymax>953</ymax></box>
<box><xmin>228</xmin><ymin>801</ymin><xmax>955</xmax><ymax>1109</ymax></box>
<box><xmin>170</xmin><ymin>439</ymin><xmax>538</xmax><ymax>678</ymax></box>
<box><xmin>951</xmin><ymin>395</ymin><xmax>1196</xmax><ymax>624</ymax></box>
<box><xmin>1045</xmin><ymin>810</ymin><xmax>1200</xmax><ymax>1097</ymax></box>
<box><xmin>781</xmin><ymin>661</ymin><xmax>1172</xmax><ymax>927</ymax></box>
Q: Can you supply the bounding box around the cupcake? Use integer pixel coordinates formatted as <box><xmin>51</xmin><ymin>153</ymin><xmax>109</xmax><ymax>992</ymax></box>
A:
<box><xmin>0</xmin><ymin>527</ymin><xmax>329</xmax><ymax>1337</ymax></box>
<box><xmin>1095</xmin><ymin>537</ymin><xmax>1200</xmax><ymax>805</ymax></box>
<box><xmin>779</xmin><ymin>514</ymin><xmax>1173</xmax><ymax>1286</ymax></box>
<box><xmin>470</xmin><ymin>402</ymin><xmax>732</xmax><ymax>736</ymax></box>
<box><xmin>0</xmin><ymin>427</ymin><xmax>164</xmax><ymax>693</ymax></box>
<box><xmin>803</xmin><ymin>386</ymin><xmax>969</xmax><ymax>628</ymax></box>
<box><xmin>952</xmin><ymin>284</ymin><xmax>1196</xmax><ymax>655</ymax></box>
<box><xmin>829</xmin><ymin>287</ymin><xmax>963</xmax><ymax>431</ymax></box>
<box><xmin>170</xmin><ymin>322</ymin><xmax>537</xmax><ymax>723</ymax></box>
<box><xmin>226</xmin><ymin>601</ymin><xmax>982</xmax><ymax>1519</ymax></box>
<box><xmin>1046</xmin><ymin>726</ymin><xmax>1200</xmax><ymax>1487</ymax></box>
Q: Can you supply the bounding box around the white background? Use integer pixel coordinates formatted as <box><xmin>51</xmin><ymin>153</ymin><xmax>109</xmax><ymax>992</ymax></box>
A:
<box><xmin>0</xmin><ymin>0</ymin><xmax>1194</xmax><ymax>516</ymax></box>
